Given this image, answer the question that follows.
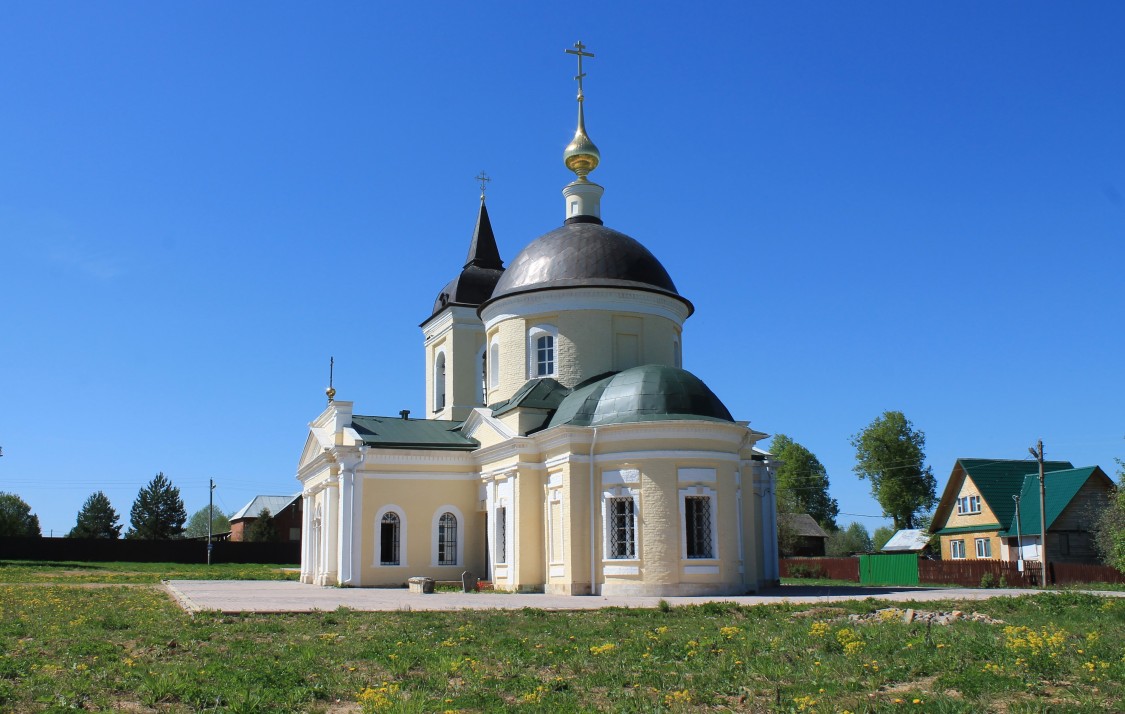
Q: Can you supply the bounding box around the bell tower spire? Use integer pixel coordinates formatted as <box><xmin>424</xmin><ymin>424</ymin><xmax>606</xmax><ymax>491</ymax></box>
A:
<box><xmin>562</xmin><ymin>41</ymin><xmax>604</xmax><ymax>224</ymax></box>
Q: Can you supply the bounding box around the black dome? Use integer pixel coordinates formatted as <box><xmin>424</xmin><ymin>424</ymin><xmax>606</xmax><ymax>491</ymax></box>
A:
<box><xmin>485</xmin><ymin>221</ymin><xmax>690</xmax><ymax>312</ymax></box>
<box><xmin>427</xmin><ymin>201</ymin><xmax>505</xmax><ymax>319</ymax></box>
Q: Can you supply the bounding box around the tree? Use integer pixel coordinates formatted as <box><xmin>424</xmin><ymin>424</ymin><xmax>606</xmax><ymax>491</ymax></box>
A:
<box><xmin>245</xmin><ymin>508</ymin><xmax>279</xmax><ymax>543</ymax></box>
<box><xmin>126</xmin><ymin>472</ymin><xmax>187</xmax><ymax>540</ymax></box>
<box><xmin>827</xmin><ymin>522</ymin><xmax>873</xmax><ymax>556</ymax></box>
<box><xmin>872</xmin><ymin>526</ymin><xmax>896</xmax><ymax>552</ymax></box>
<box><xmin>770</xmin><ymin>434</ymin><xmax>839</xmax><ymax>530</ymax></box>
<box><xmin>1092</xmin><ymin>458</ymin><xmax>1125</xmax><ymax>572</ymax></box>
<box><xmin>184</xmin><ymin>507</ymin><xmax>231</xmax><ymax>539</ymax></box>
<box><xmin>0</xmin><ymin>492</ymin><xmax>42</xmax><ymax>537</ymax></box>
<box><xmin>67</xmin><ymin>491</ymin><xmax>122</xmax><ymax>539</ymax></box>
<box><xmin>850</xmin><ymin>411</ymin><xmax>937</xmax><ymax>530</ymax></box>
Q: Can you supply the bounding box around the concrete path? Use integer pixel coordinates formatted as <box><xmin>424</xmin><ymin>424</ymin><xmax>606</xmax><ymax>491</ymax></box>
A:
<box><xmin>163</xmin><ymin>580</ymin><xmax>1123</xmax><ymax>614</ymax></box>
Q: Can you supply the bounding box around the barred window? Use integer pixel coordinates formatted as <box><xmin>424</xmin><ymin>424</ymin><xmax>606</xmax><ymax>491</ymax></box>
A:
<box><xmin>379</xmin><ymin>512</ymin><xmax>400</xmax><ymax>566</ymax></box>
<box><xmin>685</xmin><ymin>496</ymin><xmax>713</xmax><ymax>559</ymax></box>
<box><xmin>438</xmin><ymin>512</ymin><xmax>458</xmax><ymax>565</ymax></box>
<box><xmin>607</xmin><ymin>497</ymin><xmax>636</xmax><ymax>559</ymax></box>
<box><xmin>495</xmin><ymin>506</ymin><xmax>507</xmax><ymax>564</ymax></box>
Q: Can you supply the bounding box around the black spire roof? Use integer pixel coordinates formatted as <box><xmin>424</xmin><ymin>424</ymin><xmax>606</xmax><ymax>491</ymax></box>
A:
<box><xmin>463</xmin><ymin>201</ymin><xmax>503</xmax><ymax>270</ymax></box>
<box><xmin>427</xmin><ymin>200</ymin><xmax>505</xmax><ymax>319</ymax></box>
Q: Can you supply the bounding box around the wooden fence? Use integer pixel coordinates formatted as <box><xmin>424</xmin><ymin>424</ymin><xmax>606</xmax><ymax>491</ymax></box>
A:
<box><xmin>780</xmin><ymin>557</ymin><xmax>859</xmax><ymax>582</ymax></box>
<box><xmin>1052</xmin><ymin>561</ymin><xmax>1125</xmax><ymax>585</ymax></box>
<box><xmin>919</xmin><ymin>558</ymin><xmax>1040</xmax><ymax>587</ymax></box>
<box><xmin>0</xmin><ymin>536</ymin><xmax>299</xmax><ymax>565</ymax></box>
<box><xmin>783</xmin><ymin>556</ymin><xmax>1125</xmax><ymax>588</ymax></box>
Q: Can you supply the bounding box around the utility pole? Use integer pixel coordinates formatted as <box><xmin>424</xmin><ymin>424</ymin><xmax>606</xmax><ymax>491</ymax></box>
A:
<box><xmin>207</xmin><ymin>479</ymin><xmax>216</xmax><ymax>566</ymax></box>
<box><xmin>1012</xmin><ymin>493</ymin><xmax>1023</xmax><ymax>571</ymax></box>
<box><xmin>1028</xmin><ymin>440</ymin><xmax>1047</xmax><ymax>588</ymax></box>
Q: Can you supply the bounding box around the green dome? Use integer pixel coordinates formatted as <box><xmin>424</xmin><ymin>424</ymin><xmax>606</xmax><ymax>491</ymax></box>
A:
<box><xmin>547</xmin><ymin>365</ymin><xmax>734</xmax><ymax>428</ymax></box>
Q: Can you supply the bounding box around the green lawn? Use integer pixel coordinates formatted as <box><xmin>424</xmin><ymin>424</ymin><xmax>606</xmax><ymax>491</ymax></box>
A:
<box><xmin>0</xmin><ymin>560</ymin><xmax>298</xmax><ymax>584</ymax></box>
<box><xmin>1</xmin><ymin>562</ymin><xmax>1123</xmax><ymax>712</ymax></box>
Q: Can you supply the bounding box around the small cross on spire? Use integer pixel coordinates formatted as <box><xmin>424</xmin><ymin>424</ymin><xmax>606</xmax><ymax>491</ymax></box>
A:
<box><xmin>325</xmin><ymin>355</ymin><xmax>336</xmax><ymax>404</ymax></box>
<box><xmin>475</xmin><ymin>171</ymin><xmax>491</xmax><ymax>201</ymax></box>
<box><xmin>565</xmin><ymin>41</ymin><xmax>595</xmax><ymax>101</ymax></box>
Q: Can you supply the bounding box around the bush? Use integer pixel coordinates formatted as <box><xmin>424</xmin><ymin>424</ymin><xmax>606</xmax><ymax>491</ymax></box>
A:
<box><xmin>788</xmin><ymin>564</ymin><xmax>826</xmax><ymax>580</ymax></box>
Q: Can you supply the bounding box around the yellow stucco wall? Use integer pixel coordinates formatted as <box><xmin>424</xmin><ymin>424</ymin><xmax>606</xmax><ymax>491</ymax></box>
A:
<box><xmin>485</xmin><ymin>310</ymin><xmax>681</xmax><ymax>404</ymax></box>
<box><xmin>356</xmin><ymin>474</ymin><xmax>484</xmax><ymax>586</ymax></box>
<box><xmin>941</xmin><ymin>532</ymin><xmax>1001</xmax><ymax>561</ymax></box>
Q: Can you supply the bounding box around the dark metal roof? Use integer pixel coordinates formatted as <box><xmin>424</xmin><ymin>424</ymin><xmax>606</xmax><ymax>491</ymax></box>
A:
<box><xmin>351</xmin><ymin>415</ymin><xmax>479</xmax><ymax>451</ymax></box>
<box><xmin>485</xmin><ymin>222</ymin><xmax>691</xmax><ymax>313</ymax></box>
<box><xmin>546</xmin><ymin>365</ymin><xmax>733</xmax><ymax>428</ymax></box>
<box><xmin>429</xmin><ymin>201</ymin><xmax>505</xmax><ymax>318</ymax></box>
<box><xmin>490</xmin><ymin>377</ymin><xmax>571</xmax><ymax>417</ymax></box>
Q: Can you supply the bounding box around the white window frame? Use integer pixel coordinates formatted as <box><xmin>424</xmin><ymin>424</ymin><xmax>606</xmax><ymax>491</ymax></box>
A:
<box><xmin>679</xmin><ymin>486</ymin><xmax>718</xmax><ymax>560</ymax></box>
<box><xmin>528</xmin><ymin>324</ymin><xmax>558</xmax><ymax>378</ymax></box>
<box><xmin>956</xmin><ymin>494</ymin><xmax>981</xmax><ymax>515</ymax></box>
<box><xmin>950</xmin><ymin>539</ymin><xmax>966</xmax><ymax>559</ymax></box>
<box><xmin>433</xmin><ymin>349</ymin><xmax>447</xmax><ymax>412</ymax></box>
<box><xmin>975</xmin><ymin>537</ymin><xmax>992</xmax><ymax>559</ymax></box>
<box><xmin>373</xmin><ymin>505</ymin><xmax>407</xmax><ymax>567</ymax></box>
<box><xmin>431</xmin><ymin>505</ymin><xmax>464</xmax><ymax>567</ymax></box>
<box><xmin>601</xmin><ymin>485</ymin><xmax>640</xmax><ymax>561</ymax></box>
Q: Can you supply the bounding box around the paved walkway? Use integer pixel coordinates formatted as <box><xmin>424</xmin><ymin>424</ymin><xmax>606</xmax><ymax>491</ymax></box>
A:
<box><xmin>163</xmin><ymin>580</ymin><xmax>1122</xmax><ymax>614</ymax></box>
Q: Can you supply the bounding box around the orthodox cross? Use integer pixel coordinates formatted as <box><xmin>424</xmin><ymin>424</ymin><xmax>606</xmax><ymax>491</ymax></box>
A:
<box><xmin>565</xmin><ymin>41</ymin><xmax>595</xmax><ymax>100</ymax></box>
<box><xmin>475</xmin><ymin>171</ymin><xmax>491</xmax><ymax>199</ymax></box>
<box><xmin>326</xmin><ymin>355</ymin><xmax>336</xmax><ymax>404</ymax></box>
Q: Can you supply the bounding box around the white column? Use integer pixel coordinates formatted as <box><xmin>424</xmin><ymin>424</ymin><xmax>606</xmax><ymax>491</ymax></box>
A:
<box><xmin>338</xmin><ymin>469</ymin><xmax>354</xmax><ymax>586</ymax></box>
<box><xmin>300</xmin><ymin>494</ymin><xmax>312</xmax><ymax>583</ymax></box>
<box><xmin>322</xmin><ymin>478</ymin><xmax>339</xmax><ymax>585</ymax></box>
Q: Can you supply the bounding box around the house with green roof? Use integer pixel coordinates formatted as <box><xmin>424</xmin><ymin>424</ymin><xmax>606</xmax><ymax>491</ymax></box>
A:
<box><xmin>998</xmin><ymin>466</ymin><xmax>1114</xmax><ymax>564</ymax></box>
<box><xmin>930</xmin><ymin>458</ymin><xmax>1112</xmax><ymax>564</ymax></box>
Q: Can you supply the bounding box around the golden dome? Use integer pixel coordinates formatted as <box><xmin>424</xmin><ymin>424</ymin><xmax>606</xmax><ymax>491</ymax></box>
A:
<box><xmin>564</xmin><ymin>103</ymin><xmax>600</xmax><ymax>180</ymax></box>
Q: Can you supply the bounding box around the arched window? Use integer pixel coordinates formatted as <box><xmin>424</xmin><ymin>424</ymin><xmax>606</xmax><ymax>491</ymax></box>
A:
<box><xmin>438</xmin><ymin>512</ymin><xmax>458</xmax><ymax>565</ymax></box>
<box><xmin>433</xmin><ymin>351</ymin><xmax>447</xmax><ymax>412</ymax></box>
<box><xmin>488</xmin><ymin>337</ymin><xmax>500</xmax><ymax>390</ymax></box>
<box><xmin>476</xmin><ymin>345</ymin><xmax>486</xmax><ymax>406</ymax></box>
<box><xmin>379</xmin><ymin>512</ymin><xmax>400</xmax><ymax>565</ymax></box>
<box><xmin>674</xmin><ymin>338</ymin><xmax>682</xmax><ymax>368</ymax></box>
<box><xmin>528</xmin><ymin>325</ymin><xmax>557</xmax><ymax>378</ymax></box>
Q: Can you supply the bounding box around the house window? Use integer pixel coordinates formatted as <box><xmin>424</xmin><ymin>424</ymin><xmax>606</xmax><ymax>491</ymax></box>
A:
<box><xmin>685</xmin><ymin>496</ymin><xmax>714</xmax><ymax>559</ymax></box>
<box><xmin>433</xmin><ymin>351</ymin><xmax>447</xmax><ymax>412</ymax></box>
<box><xmin>950</xmin><ymin>539</ymin><xmax>966</xmax><ymax>559</ymax></box>
<box><xmin>956</xmin><ymin>495</ymin><xmax>981</xmax><ymax>515</ymax></box>
<box><xmin>380</xmin><ymin>512</ymin><xmax>400</xmax><ymax>565</ymax></box>
<box><xmin>975</xmin><ymin>537</ymin><xmax>992</xmax><ymax>559</ymax></box>
<box><xmin>528</xmin><ymin>325</ymin><xmax>557</xmax><ymax>378</ymax></box>
<box><xmin>607</xmin><ymin>497</ymin><xmax>637</xmax><ymax>559</ymax></box>
<box><xmin>495</xmin><ymin>506</ymin><xmax>507</xmax><ymax>564</ymax></box>
<box><xmin>438</xmin><ymin>512</ymin><xmax>458</xmax><ymax>565</ymax></box>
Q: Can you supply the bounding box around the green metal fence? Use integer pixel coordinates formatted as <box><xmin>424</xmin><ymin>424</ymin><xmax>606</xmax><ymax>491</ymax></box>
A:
<box><xmin>859</xmin><ymin>553</ymin><xmax>919</xmax><ymax>585</ymax></box>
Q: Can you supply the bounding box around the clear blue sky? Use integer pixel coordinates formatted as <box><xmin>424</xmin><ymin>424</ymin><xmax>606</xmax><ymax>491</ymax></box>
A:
<box><xmin>2</xmin><ymin>2</ymin><xmax>1122</xmax><ymax>537</ymax></box>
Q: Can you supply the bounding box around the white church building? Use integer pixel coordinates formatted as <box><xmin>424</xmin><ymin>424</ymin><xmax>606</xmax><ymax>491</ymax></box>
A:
<box><xmin>297</xmin><ymin>44</ymin><xmax>780</xmax><ymax>596</ymax></box>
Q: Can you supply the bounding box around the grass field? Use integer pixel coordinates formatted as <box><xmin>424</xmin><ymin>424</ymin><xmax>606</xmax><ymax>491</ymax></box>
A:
<box><xmin>1</xmin><ymin>562</ymin><xmax>1123</xmax><ymax>712</ymax></box>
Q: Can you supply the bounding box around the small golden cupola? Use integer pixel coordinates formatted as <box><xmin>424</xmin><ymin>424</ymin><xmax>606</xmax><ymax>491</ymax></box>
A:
<box><xmin>562</xmin><ymin>41</ymin><xmax>604</xmax><ymax>222</ymax></box>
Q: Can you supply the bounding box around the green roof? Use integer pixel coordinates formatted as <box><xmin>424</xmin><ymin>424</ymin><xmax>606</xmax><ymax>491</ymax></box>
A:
<box><xmin>546</xmin><ymin>365</ymin><xmax>734</xmax><ymax>429</ymax></box>
<box><xmin>350</xmin><ymin>415</ymin><xmax>479</xmax><ymax>451</ymax></box>
<box><xmin>998</xmin><ymin>466</ymin><xmax>1110</xmax><ymax>537</ymax></box>
<box><xmin>936</xmin><ymin>523</ymin><xmax>1001</xmax><ymax>535</ymax></box>
<box><xmin>953</xmin><ymin>458</ymin><xmax>1073</xmax><ymax>532</ymax></box>
<box><xmin>490</xmin><ymin>377</ymin><xmax>571</xmax><ymax>417</ymax></box>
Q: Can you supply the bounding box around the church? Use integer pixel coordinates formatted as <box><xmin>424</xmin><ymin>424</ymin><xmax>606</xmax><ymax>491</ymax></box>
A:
<box><xmin>296</xmin><ymin>44</ymin><xmax>780</xmax><ymax>596</ymax></box>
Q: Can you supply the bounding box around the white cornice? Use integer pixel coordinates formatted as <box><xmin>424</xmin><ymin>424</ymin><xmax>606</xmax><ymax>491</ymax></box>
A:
<box><xmin>481</xmin><ymin>287</ymin><xmax>690</xmax><ymax>330</ymax></box>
